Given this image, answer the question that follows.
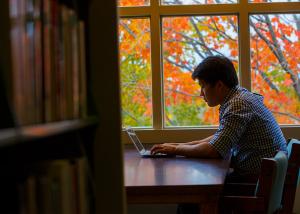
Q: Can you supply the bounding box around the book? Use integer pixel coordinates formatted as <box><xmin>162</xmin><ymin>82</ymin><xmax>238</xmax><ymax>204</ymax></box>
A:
<box><xmin>61</xmin><ymin>5</ymin><xmax>73</xmax><ymax>120</ymax></box>
<box><xmin>9</xmin><ymin>0</ymin><xmax>86</xmax><ymax>124</ymax></box>
<box><xmin>18</xmin><ymin>158</ymin><xmax>89</xmax><ymax>214</ymax></box>
<box><xmin>47</xmin><ymin>160</ymin><xmax>75</xmax><ymax>214</ymax></box>
<box><xmin>25</xmin><ymin>175</ymin><xmax>38</xmax><ymax>214</ymax></box>
<box><xmin>75</xmin><ymin>158</ymin><xmax>89</xmax><ymax>214</ymax></box>
<box><xmin>71</xmin><ymin>10</ymin><xmax>80</xmax><ymax>119</ymax></box>
<box><xmin>33</xmin><ymin>0</ymin><xmax>43</xmax><ymax>123</ymax></box>
<box><xmin>9</xmin><ymin>0</ymin><xmax>26</xmax><ymax>125</ymax></box>
<box><xmin>78</xmin><ymin>21</ymin><xmax>87</xmax><ymax>118</ymax></box>
<box><xmin>10</xmin><ymin>0</ymin><xmax>44</xmax><ymax>125</ymax></box>
<box><xmin>43</xmin><ymin>0</ymin><xmax>55</xmax><ymax>122</ymax></box>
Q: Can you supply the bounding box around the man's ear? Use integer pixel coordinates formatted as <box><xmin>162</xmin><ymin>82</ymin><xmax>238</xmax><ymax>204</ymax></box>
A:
<box><xmin>216</xmin><ymin>80</ymin><xmax>225</xmax><ymax>89</ymax></box>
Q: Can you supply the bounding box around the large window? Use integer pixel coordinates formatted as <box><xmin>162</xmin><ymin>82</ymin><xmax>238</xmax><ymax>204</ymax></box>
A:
<box><xmin>118</xmin><ymin>0</ymin><xmax>300</xmax><ymax>141</ymax></box>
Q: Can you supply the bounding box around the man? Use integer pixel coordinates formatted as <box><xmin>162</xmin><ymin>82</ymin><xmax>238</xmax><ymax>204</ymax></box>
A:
<box><xmin>151</xmin><ymin>55</ymin><xmax>287</xmax><ymax>182</ymax></box>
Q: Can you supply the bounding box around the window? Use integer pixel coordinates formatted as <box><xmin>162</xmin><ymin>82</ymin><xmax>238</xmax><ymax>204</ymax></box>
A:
<box><xmin>119</xmin><ymin>18</ymin><xmax>152</xmax><ymax>127</ymax></box>
<box><xmin>161</xmin><ymin>0</ymin><xmax>237</xmax><ymax>5</ymax></box>
<box><xmin>118</xmin><ymin>0</ymin><xmax>150</xmax><ymax>7</ymax></box>
<box><xmin>118</xmin><ymin>0</ymin><xmax>300</xmax><ymax>142</ymax></box>
<box><xmin>162</xmin><ymin>16</ymin><xmax>238</xmax><ymax>126</ymax></box>
<box><xmin>250</xmin><ymin>14</ymin><xmax>300</xmax><ymax>125</ymax></box>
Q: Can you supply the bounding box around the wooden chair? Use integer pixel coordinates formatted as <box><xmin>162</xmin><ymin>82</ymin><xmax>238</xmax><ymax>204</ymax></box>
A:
<box><xmin>280</xmin><ymin>138</ymin><xmax>300</xmax><ymax>214</ymax></box>
<box><xmin>220</xmin><ymin>151</ymin><xmax>288</xmax><ymax>214</ymax></box>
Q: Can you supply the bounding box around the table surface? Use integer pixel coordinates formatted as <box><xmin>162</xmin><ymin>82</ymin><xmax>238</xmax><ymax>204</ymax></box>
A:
<box><xmin>124</xmin><ymin>147</ymin><xmax>231</xmax><ymax>213</ymax></box>
<box><xmin>125</xmin><ymin>149</ymin><xmax>230</xmax><ymax>185</ymax></box>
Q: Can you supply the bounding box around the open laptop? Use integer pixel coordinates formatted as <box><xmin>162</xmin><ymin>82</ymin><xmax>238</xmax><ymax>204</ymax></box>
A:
<box><xmin>125</xmin><ymin>127</ymin><xmax>173</xmax><ymax>158</ymax></box>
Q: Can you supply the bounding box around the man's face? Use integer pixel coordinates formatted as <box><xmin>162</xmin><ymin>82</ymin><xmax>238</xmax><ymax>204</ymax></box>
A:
<box><xmin>198</xmin><ymin>79</ymin><xmax>222</xmax><ymax>107</ymax></box>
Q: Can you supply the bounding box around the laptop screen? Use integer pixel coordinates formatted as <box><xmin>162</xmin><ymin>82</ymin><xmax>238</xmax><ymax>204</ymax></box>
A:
<box><xmin>125</xmin><ymin>128</ymin><xmax>145</xmax><ymax>152</ymax></box>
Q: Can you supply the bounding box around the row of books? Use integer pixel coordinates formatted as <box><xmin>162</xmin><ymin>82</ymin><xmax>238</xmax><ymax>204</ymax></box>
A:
<box><xmin>9</xmin><ymin>0</ymin><xmax>87</xmax><ymax>125</ymax></box>
<box><xmin>18</xmin><ymin>158</ymin><xmax>92</xmax><ymax>214</ymax></box>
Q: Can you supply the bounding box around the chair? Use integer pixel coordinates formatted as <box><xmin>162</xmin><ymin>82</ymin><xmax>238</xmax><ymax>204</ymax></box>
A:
<box><xmin>280</xmin><ymin>138</ymin><xmax>300</xmax><ymax>214</ymax></box>
<box><xmin>220</xmin><ymin>150</ymin><xmax>288</xmax><ymax>214</ymax></box>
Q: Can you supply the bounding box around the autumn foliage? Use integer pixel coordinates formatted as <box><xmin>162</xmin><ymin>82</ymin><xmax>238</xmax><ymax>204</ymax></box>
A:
<box><xmin>118</xmin><ymin>0</ymin><xmax>300</xmax><ymax>127</ymax></box>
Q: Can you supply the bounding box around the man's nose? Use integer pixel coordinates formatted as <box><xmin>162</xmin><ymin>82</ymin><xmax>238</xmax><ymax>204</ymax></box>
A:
<box><xmin>200</xmin><ymin>89</ymin><xmax>204</xmax><ymax>98</ymax></box>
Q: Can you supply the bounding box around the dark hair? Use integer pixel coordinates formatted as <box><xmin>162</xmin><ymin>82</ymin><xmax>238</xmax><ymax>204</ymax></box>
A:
<box><xmin>192</xmin><ymin>55</ymin><xmax>238</xmax><ymax>88</ymax></box>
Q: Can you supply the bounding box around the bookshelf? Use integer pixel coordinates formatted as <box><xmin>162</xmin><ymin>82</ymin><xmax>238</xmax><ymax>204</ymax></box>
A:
<box><xmin>0</xmin><ymin>0</ymin><xmax>125</xmax><ymax>213</ymax></box>
<box><xmin>0</xmin><ymin>118</ymin><xmax>97</xmax><ymax>213</ymax></box>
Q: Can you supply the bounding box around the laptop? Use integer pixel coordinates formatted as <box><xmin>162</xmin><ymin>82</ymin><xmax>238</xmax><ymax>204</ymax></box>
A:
<box><xmin>125</xmin><ymin>127</ymin><xmax>173</xmax><ymax>158</ymax></box>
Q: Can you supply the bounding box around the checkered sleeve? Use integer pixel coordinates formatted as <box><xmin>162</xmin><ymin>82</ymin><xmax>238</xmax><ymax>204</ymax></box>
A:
<box><xmin>209</xmin><ymin>99</ymin><xmax>253</xmax><ymax>158</ymax></box>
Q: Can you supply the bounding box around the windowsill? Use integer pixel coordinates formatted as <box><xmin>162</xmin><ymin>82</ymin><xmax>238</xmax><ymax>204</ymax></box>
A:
<box><xmin>121</xmin><ymin>126</ymin><xmax>300</xmax><ymax>144</ymax></box>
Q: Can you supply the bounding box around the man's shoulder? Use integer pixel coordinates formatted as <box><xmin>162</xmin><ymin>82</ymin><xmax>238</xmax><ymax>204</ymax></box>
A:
<box><xmin>221</xmin><ymin>89</ymin><xmax>263</xmax><ymax>115</ymax></box>
<box><xmin>226</xmin><ymin>89</ymin><xmax>251</xmax><ymax>106</ymax></box>
<box><xmin>229</xmin><ymin>87</ymin><xmax>263</xmax><ymax>106</ymax></box>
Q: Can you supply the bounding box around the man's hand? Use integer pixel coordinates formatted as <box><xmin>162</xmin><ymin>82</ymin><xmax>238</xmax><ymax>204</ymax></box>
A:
<box><xmin>150</xmin><ymin>143</ymin><xmax>177</xmax><ymax>155</ymax></box>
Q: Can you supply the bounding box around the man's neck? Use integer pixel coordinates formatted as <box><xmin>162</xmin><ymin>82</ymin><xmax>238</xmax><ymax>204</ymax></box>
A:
<box><xmin>219</xmin><ymin>86</ymin><xmax>234</xmax><ymax>105</ymax></box>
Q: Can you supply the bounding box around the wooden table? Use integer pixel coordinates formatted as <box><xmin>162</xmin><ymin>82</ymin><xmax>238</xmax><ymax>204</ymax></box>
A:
<box><xmin>124</xmin><ymin>148</ymin><xmax>231</xmax><ymax>214</ymax></box>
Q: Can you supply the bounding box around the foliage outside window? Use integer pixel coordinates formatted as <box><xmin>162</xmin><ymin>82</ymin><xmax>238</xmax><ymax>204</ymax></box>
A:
<box><xmin>119</xmin><ymin>18</ymin><xmax>152</xmax><ymax>127</ymax></box>
<box><xmin>118</xmin><ymin>0</ymin><xmax>150</xmax><ymax>7</ymax></box>
<box><xmin>118</xmin><ymin>0</ymin><xmax>300</xmax><ymax>129</ymax></box>
<box><xmin>250</xmin><ymin>14</ymin><xmax>300</xmax><ymax>124</ymax></box>
<box><xmin>162</xmin><ymin>16</ymin><xmax>238</xmax><ymax>126</ymax></box>
<box><xmin>161</xmin><ymin>0</ymin><xmax>237</xmax><ymax>4</ymax></box>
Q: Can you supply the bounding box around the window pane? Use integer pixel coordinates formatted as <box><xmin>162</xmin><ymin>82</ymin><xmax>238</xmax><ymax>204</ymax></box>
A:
<box><xmin>119</xmin><ymin>18</ymin><xmax>152</xmax><ymax>127</ymax></box>
<box><xmin>161</xmin><ymin>0</ymin><xmax>237</xmax><ymax>5</ymax></box>
<box><xmin>162</xmin><ymin>16</ymin><xmax>239</xmax><ymax>127</ymax></box>
<box><xmin>118</xmin><ymin>0</ymin><xmax>150</xmax><ymax>7</ymax></box>
<box><xmin>250</xmin><ymin>14</ymin><xmax>300</xmax><ymax>125</ymax></box>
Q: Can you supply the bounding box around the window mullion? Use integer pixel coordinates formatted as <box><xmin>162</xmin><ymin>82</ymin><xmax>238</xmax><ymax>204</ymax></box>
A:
<box><xmin>239</xmin><ymin>0</ymin><xmax>251</xmax><ymax>90</ymax></box>
<box><xmin>150</xmin><ymin>0</ymin><xmax>163</xmax><ymax>129</ymax></box>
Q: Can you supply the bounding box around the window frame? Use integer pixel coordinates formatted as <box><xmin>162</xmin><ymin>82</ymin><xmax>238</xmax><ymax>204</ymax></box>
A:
<box><xmin>118</xmin><ymin>0</ymin><xmax>300</xmax><ymax>144</ymax></box>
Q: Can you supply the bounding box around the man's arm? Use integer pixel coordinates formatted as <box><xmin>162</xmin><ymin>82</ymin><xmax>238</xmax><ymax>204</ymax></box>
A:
<box><xmin>150</xmin><ymin>141</ymin><xmax>221</xmax><ymax>158</ymax></box>
<box><xmin>176</xmin><ymin>142</ymin><xmax>221</xmax><ymax>158</ymax></box>
<box><xmin>183</xmin><ymin>135</ymin><xmax>214</xmax><ymax>145</ymax></box>
<box><xmin>162</xmin><ymin>135</ymin><xmax>214</xmax><ymax>146</ymax></box>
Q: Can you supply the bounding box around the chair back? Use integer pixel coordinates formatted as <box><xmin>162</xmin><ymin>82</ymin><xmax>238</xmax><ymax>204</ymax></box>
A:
<box><xmin>255</xmin><ymin>151</ymin><xmax>288</xmax><ymax>214</ymax></box>
<box><xmin>281</xmin><ymin>138</ymin><xmax>300</xmax><ymax>214</ymax></box>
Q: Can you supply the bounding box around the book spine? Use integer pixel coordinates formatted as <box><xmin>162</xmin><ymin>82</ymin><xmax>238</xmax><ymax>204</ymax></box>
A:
<box><xmin>78</xmin><ymin>21</ymin><xmax>87</xmax><ymax>118</ymax></box>
<box><xmin>33</xmin><ymin>0</ymin><xmax>43</xmax><ymax>123</ymax></box>
<box><xmin>42</xmin><ymin>0</ymin><xmax>54</xmax><ymax>122</ymax></box>
<box><xmin>10</xmin><ymin>0</ymin><xmax>86</xmax><ymax>124</ymax></box>
<box><xmin>18</xmin><ymin>158</ymin><xmax>89</xmax><ymax>214</ymax></box>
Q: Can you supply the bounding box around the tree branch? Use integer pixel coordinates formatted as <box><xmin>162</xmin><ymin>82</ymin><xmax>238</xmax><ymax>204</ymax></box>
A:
<box><xmin>250</xmin><ymin>18</ymin><xmax>281</xmax><ymax>60</ymax></box>
<box><xmin>164</xmin><ymin>57</ymin><xmax>194</xmax><ymax>72</ymax></box>
<box><xmin>165</xmin><ymin>113</ymin><xmax>176</xmax><ymax>126</ymax></box>
<box><xmin>122</xmin><ymin>109</ymin><xmax>141</xmax><ymax>124</ymax></box>
<box><xmin>252</xmin><ymin>36</ymin><xmax>280</xmax><ymax>93</ymax></box>
<box><xmin>166</xmin><ymin>86</ymin><xmax>199</xmax><ymax>98</ymax></box>
<box><xmin>119</xmin><ymin>21</ymin><xmax>137</xmax><ymax>39</ymax></box>
<box><xmin>265</xmin><ymin>15</ymin><xmax>300</xmax><ymax>99</ymax></box>
<box><xmin>210</xmin><ymin>17</ymin><xmax>237</xmax><ymax>42</ymax></box>
<box><xmin>189</xmin><ymin>17</ymin><xmax>214</xmax><ymax>56</ymax></box>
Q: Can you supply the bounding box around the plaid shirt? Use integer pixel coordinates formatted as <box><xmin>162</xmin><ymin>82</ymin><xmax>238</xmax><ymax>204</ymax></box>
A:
<box><xmin>209</xmin><ymin>86</ymin><xmax>287</xmax><ymax>175</ymax></box>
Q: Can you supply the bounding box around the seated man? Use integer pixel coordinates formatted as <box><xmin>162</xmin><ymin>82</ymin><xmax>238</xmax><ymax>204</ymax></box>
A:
<box><xmin>151</xmin><ymin>55</ymin><xmax>287</xmax><ymax>183</ymax></box>
<box><xmin>151</xmin><ymin>56</ymin><xmax>287</xmax><ymax>214</ymax></box>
